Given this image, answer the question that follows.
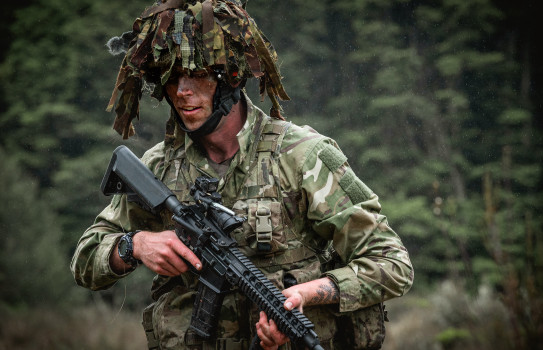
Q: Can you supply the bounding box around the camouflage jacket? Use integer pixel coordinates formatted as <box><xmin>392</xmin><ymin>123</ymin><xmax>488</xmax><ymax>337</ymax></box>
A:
<box><xmin>71</xmin><ymin>94</ymin><xmax>413</xmax><ymax>349</ymax></box>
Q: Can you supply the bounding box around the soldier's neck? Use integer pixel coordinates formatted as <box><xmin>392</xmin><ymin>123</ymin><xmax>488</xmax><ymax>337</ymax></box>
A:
<box><xmin>201</xmin><ymin>100</ymin><xmax>247</xmax><ymax>164</ymax></box>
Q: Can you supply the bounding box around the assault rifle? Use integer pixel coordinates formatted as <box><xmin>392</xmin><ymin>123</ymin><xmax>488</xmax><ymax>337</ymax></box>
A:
<box><xmin>101</xmin><ymin>145</ymin><xmax>324</xmax><ymax>350</ymax></box>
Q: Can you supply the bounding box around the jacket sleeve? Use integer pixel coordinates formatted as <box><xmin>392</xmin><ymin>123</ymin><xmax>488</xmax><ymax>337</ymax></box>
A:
<box><xmin>70</xmin><ymin>143</ymin><xmax>168</xmax><ymax>291</ymax></box>
<box><xmin>301</xmin><ymin>138</ymin><xmax>414</xmax><ymax>312</ymax></box>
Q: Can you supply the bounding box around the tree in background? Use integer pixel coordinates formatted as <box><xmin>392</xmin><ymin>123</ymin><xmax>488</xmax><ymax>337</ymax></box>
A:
<box><xmin>0</xmin><ymin>0</ymin><xmax>171</xmax><ymax>235</ymax></box>
<box><xmin>0</xmin><ymin>150</ymin><xmax>74</xmax><ymax>308</ymax></box>
<box><xmin>0</xmin><ymin>0</ymin><xmax>163</xmax><ymax>309</ymax></box>
<box><xmin>250</xmin><ymin>0</ymin><xmax>542</xmax><ymax>347</ymax></box>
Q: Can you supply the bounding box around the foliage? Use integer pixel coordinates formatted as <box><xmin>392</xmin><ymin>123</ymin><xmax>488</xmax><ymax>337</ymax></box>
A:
<box><xmin>385</xmin><ymin>281</ymin><xmax>514</xmax><ymax>350</ymax></box>
<box><xmin>0</xmin><ymin>0</ymin><xmax>165</xmax><ymax>311</ymax></box>
<box><xmin>0</xmin><ymin>306</ymin><xmax>147</xmax><ymax>349</ymax></box>
<box><xmin>251</xmin><ymin>0</ymin><xmax>542</xmax><ymax>295</ymax></box>
<box><xmin>0</xmin><ymin>0</ymin><xmax>169</xmax><ymax>237</ymax></box>
<box><xmin>0</xmin><ymin>149</ymin><xmax>76</xmax><ymax>308</ymax></box>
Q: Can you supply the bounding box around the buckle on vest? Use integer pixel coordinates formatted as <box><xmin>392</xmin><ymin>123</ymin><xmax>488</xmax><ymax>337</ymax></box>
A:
<box><xmin>255</xmin><ymin>206</ymin><xmax>272</xmax><ymax>252</ymax></box>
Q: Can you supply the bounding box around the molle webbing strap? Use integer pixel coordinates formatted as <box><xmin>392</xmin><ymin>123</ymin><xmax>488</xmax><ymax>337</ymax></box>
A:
<box><xmin>252</xmin><ymin>120</ymin><xmax>288</xmax><ymax>202</ymax></box>
<box><xmin>256</xmin><ymin>121</ymin><xmax>291</xmax><ymax>155</ymax></box>
<box><xmin>249</xmin><ymin>245</ymin><xmax>318</xmax><ymax>269</ymax></box>
<box><xmin>176</xmin><ymin>82</ymin><xmax>242</xmax><ymax>139</ymax></box>
<box><xmin>254</xmin><ymin>120</ymin><xmax>289</xmax><ymax>197</ymax></box>
<box><xmin>142</xmin><ymin>303</ymin><xmax>160</xmax><ymax>349</ymax></box>
<box><xmin>254</xmin><ymin>120</ymin><xmax>312</xmax><ymax>256</ymax></box>
<box><xmin>272</xmin><ymin>122</ymin><xmax>291</xmax><ymax>157</ymax></box>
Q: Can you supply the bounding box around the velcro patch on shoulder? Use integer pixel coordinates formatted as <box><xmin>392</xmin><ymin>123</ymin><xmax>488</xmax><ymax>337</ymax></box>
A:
<box><xmin>339</xmin><ymin>168</ymin><xmax>374</xmax><ymax>204</ymax></box>
<box><xmin>318</xmin><ymin>144</ymin><xmax>347</xmax><ymax>173</ymax></box>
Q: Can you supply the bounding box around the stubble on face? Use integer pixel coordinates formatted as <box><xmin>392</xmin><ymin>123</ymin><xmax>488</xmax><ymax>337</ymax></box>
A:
<box><xmin>165</xmin><ymin>70</ymin><xmax>218</xmax><ymax>131</ymax></box>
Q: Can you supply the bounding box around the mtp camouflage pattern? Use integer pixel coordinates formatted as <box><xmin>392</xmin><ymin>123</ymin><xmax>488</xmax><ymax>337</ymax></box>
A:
<box><xmin>107</xmin><ymin>0</ymin><xmax>289</xmax><ymax>139</ymax></box>
<box><xmin>71</xmin><ymin>94</ymin><xmax>413</xmax><ymax>349</ymax></box>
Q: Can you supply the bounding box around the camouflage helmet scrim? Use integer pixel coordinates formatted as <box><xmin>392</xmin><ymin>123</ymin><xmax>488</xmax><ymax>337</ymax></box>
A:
<box><xmin>106</xmin><ymin>0</ymin><xmax>290</xmax><ymax>139</ymax></box>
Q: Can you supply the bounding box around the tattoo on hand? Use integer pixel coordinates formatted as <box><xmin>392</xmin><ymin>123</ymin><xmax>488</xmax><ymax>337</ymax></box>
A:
<box><xmin>309</xmin><ymin>281</ymin><xmax>339</xmax><ymax>305</ymax></box>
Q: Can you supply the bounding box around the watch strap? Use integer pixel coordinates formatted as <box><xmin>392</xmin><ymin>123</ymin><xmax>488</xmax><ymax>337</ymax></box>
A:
<box><xmin>119</xmin><ymin>230</ymin><xmax>142</xmax><ymax>267</ymax></box>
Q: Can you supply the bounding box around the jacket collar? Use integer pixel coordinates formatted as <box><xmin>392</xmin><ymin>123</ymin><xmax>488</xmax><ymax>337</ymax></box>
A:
<box><xmin>164</xmin><ymin>91</ymin><xmax>269</xmax><ymax>179</ymax></box>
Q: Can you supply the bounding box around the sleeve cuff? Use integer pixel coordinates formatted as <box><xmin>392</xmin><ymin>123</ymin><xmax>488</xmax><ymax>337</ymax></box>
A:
<box><xmin>324</xmin><ymin>266</ymin><xmax>363</xmax><ymax>312</ymax></box>
<box><xmin>94</xmin><ymin>233</ymin><xmax>135</xmax><ymax>280</ymax></box>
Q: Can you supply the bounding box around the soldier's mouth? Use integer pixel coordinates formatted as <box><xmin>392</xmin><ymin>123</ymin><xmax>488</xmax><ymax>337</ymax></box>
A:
<box><xmin>182</xmin><ymin>106</ymin><xmax>201</xmax><ymax>111</ymax></box>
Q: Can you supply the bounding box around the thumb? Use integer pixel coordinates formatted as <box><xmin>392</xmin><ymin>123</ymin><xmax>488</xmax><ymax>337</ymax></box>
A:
<box><xmin>284</xmin><ymin>293</ymin><xmax>303</xmax><ymax>313</ymax></box>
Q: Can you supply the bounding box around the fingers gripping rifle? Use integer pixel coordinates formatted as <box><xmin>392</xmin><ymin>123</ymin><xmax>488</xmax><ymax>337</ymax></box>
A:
<box><xmin>101</xmin><ymin>146</ymin><xmax>324</xmax><ymax>350</ymax></box>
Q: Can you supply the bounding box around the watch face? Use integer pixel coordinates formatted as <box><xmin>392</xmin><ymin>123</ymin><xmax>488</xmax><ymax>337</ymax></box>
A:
<box><xmin>118</xmin><ymin>233</ymin><xmax>140</xmax><ymax>266</ymax></box>
<box><xmin>118</xmin><ymin>238</ymin><xmax>129</xmax><ymax>255</ymax></box>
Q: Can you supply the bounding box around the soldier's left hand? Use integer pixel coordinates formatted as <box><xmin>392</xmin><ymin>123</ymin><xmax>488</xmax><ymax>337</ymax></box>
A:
<box><xmin>255</xmin><ymin>311</ymin><xmax>289</xmax><ymax>350</ymax></box>
<box><xmin>255</xmin><ymin>288</ymin><xmax>304</xmax><ymax>349</ymax></box>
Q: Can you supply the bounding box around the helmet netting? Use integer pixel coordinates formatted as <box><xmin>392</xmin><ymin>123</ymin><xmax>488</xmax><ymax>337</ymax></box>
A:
<box><xmin>106</xmin><ymin>0</ymin><xmax>289</xmax><ymax>139</ymax></box>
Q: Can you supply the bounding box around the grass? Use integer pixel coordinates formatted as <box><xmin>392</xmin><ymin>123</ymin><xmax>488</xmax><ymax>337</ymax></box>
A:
<box><xmin>383</xmin><ymin>280</ymin><xmax>515</xmax><ymax>350</ymax></box>
<box><xmin>0</xmin><ymin>305</ymin><xmax>147</xmax><ymax>350</ymax></box>
<box><xmin>0</xmin><ymin>280</ymin><xmax>521</xmax><ymax>350</ymax></box>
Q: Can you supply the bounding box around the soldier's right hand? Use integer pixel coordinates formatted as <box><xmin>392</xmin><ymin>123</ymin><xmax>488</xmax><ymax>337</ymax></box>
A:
<box><xmin>133</xmin><ymin>230</ymin><xmax>202</xmax><ymax>275</ymax></box>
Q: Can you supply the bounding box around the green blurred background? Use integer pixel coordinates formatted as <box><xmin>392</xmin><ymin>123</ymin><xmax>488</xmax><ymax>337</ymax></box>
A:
<box><xmin>0</xmin><ymin>0</ymin><xmax>541</xmax><ymax>349</ymax></box>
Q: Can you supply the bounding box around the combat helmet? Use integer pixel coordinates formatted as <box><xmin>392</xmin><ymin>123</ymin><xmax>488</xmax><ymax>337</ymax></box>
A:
<box><xmin>106</xmin><ymin>0</ymin><xmax>290</xmax><ymax>139</ymax></box>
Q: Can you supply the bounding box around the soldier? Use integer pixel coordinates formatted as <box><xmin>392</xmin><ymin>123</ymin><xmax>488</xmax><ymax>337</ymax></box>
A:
<box><xmin>70</xmin><ymin>1</ymin><xmax>414</xmax><ymax>349</ymax></box>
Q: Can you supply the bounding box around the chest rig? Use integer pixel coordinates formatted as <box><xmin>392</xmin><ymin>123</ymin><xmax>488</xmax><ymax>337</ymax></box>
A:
<box><xmin>146</xmin><ymin>117</ymin><xmax>388</xmax><ymax>350</ymax></box>
<box><xmin>159</xmin><ymin>116</ymin><xmax>320</xmax><ymax>274</ymax></box>
<box><xmin>236</xmin><ymin>119</ymin><xmax>292</xmax><ymax>253</ymax></box>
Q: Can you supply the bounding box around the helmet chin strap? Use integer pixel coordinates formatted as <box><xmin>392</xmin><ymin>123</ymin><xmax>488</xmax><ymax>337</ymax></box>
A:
<box><xmin>171</xmin><ymin>69</ymin><xmax>242</xmax><ymax>140</ymax></box>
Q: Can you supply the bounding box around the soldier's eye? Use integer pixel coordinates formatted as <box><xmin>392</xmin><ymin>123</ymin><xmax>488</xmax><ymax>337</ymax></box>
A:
<box><xmin>166</xmin><ymin>73</ymin><xmax>179</xmax><ymax>85</ymax></box>
<box><xmin>192</xmin><ymin>70</ymin><xmax>210</xmax><ymax>79</ymax></box>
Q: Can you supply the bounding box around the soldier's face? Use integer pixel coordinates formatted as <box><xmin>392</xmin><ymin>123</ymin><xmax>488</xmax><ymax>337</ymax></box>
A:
<box><xmin>165</xmin><ymin>68</ymin><xmax>217</xmax><ymax>131</ymax></box>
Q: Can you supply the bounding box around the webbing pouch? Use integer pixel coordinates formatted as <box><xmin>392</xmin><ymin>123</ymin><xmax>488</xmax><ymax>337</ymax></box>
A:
<box><xmin>255</xmin><ymin>203</ymin><xmax>272</xmax><ymax>252</ymax></box>
<box><xmin>142</xmin><ymin>302</ymin><xmax>160</xmax><ymax>350</ymax></box>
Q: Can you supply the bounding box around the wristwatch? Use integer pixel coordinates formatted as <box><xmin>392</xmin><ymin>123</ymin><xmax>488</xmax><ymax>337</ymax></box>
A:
<box><xmin>118</xmin><ymin>230</ymin><xmax>142</xmax><ymax>267</ymax></box>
